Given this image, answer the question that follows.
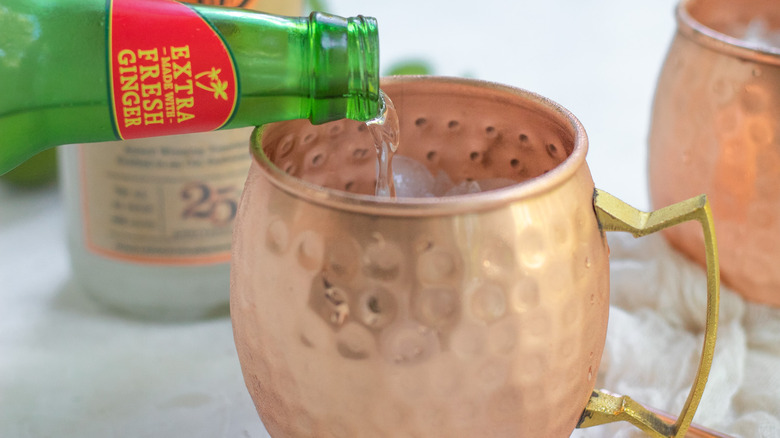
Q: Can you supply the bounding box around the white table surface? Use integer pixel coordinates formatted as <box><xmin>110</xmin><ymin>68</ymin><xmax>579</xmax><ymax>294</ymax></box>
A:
<box><xmin>8</xmin><ymin>0</ymin><xmax>773</xmax><ymax>437</ymax></box>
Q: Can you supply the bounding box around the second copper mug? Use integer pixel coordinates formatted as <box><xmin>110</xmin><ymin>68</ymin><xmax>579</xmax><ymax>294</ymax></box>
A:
<box><xmin>230</xmin><ymin>76</ymin><xmax>720</xmax><ymax>437</ymax></box>
<box><xmin>649</xmin><ymin>0</ymin><xmax>780</xmax><ymax>306</ymax></box>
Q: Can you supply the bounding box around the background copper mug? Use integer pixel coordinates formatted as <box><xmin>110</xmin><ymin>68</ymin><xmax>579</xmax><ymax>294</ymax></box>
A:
<box><xmin>230</xmin><ymin>77</ymin><xmax>720</xmax><ymax>437</ymax></box>
<box><xmin>649</xmin><ymin>0</ymin><xmax>780</xmax><ymax>306</ymax></box>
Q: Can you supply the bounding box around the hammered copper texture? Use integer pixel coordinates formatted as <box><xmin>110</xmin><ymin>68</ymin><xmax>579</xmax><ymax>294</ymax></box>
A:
<box><xmin>648</xmin><ymin>0</ymin><xmax>780</xmax><ymax>306</ymax></box>
<box><xmin>230</xmin><ymin>77</ymin><xmax>610</xmax><ymax>437</ymax></box>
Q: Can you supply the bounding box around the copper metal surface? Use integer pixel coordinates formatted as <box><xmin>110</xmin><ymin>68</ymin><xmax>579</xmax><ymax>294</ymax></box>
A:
<box><xmin>649</xmin><ymin>0</ymin><xmax>780</xmax><ymax>306</ymax></box>
<box><xmin>230</xmin><ymin>76</ymin><xmax>720</xmax><ymax>437</ymax></box>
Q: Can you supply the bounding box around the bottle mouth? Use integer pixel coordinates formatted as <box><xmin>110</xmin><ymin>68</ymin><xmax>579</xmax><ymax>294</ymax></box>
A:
<box><xmin>306</xmin><ymin>12</ymin><xmax>381</xmax><ymax>124</ymax></box>
<box><xmin>346</xmin><ymin>15</ymin><xmax>381</xmax><ymax>122</ymax></box>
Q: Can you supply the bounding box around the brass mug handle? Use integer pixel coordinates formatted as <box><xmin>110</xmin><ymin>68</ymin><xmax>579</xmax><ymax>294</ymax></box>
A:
<box><xmin>576</xmin><ymin>189</ymin><xmax>721</xmax><ymax>438</ymax></box>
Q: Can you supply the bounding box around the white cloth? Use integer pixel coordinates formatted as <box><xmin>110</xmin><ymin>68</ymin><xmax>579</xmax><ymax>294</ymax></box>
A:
<box><xmin>573</xmin><ymin>233</ymin><xmax>780</xmax><ymax>438</ymax></box>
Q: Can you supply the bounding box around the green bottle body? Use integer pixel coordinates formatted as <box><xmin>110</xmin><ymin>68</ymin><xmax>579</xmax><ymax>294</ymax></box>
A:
<box><xmin>0</xmin><ymin>0</ymin><xmax>380</xmax><ymax>173</ymax></box>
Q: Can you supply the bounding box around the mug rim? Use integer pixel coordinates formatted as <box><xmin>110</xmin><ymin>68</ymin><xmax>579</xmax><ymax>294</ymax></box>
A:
<box><xmin>250</xmin><ymin>75</ymin><xmax>589</xmax><ymax>217</ymax></box>
<box><xmin>677</xmin><ymin>0</ymin><xmax>780</xmax><ymax>66</ymax></box>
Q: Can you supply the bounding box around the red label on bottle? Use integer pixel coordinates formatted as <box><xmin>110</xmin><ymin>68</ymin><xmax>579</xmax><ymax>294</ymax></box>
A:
<box><xmin>108</xmin><ymin>0</ymin><xmax>238</xmax><ymax>139</ymax></box>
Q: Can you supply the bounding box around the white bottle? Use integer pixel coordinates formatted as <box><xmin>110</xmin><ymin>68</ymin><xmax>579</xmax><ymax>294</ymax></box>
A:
<box><xmin>59</xmin><ymin>0</ymin><xmax>302</xmax><ymax>321</ymax></box>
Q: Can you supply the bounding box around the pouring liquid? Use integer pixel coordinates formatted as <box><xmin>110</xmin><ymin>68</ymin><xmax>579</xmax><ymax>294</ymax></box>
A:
<box><xmin>366</xmin><ymin>90</ymin><xmax>400</xmax><ymax>198</ymax></box>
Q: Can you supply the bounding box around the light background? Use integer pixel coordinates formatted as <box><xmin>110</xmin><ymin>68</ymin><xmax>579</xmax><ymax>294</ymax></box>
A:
<box><xmin>3</xmin><ymin>1</ymin><xmax>728</xmax><ymax>437</ymax></box>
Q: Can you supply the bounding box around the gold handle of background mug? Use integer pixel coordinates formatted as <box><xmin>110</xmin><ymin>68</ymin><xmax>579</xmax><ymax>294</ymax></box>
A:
<box><xmin>576</xmin><ymin>189</ymin><xmax>720</xmax><ymax>438</ymax></box>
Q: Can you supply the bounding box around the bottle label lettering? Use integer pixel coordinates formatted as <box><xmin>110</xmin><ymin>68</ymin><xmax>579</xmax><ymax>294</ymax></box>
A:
<box><xmin>79</xmin><ymin>130</ymin><xmax>251</xmax><ymax>264</ymax></box>
<box><xmin>108</xmin><ymin>0</ymin><xmax>238</xmax><ymax>139</ymax></box>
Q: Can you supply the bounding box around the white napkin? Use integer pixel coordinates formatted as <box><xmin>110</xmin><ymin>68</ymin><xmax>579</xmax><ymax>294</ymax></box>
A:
<box><xmin>572</xmin><ymin>233</ymin><xmax>780</xmax><ymax>437</ymax></box>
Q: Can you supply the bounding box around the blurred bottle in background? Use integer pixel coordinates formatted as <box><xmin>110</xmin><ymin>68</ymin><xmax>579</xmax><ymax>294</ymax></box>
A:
<box><xmin>56</xmin><ymin>0</ymin><xmax>382</xmax><ymax>321</ymax></box>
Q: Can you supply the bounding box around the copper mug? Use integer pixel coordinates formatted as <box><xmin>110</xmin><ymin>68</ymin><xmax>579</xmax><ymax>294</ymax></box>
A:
<box><xmin>230</xmin><ymin>77</ymin><xmax>720</xmax><ymax>437</ymax></box>
<box><xmin>649</xmin><ymin>0</ymin><xmax>780</xmax><ymax>306</ymax></box>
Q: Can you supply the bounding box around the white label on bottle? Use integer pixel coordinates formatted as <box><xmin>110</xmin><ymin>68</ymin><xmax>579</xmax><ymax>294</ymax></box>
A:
<box><xmin>78</xmin><ymin>129</ymin><xmax>251</xmax><ymax>264</ymax></box>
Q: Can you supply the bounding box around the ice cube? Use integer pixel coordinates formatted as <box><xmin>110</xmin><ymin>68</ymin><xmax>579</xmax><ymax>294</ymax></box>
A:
<box><xmin>431</xmin><ymin>170</ymin><xmax>455</xmax><ymax>197</ymax></box>
<box><xmin>392</xmin><ymin>155</ymin><xmax>436</xmax><ymax>198</ymax></box>
<box><xmin>443</xmin><ymin>178</ymin><xmax>517</xmax><ymax>197</ymax></box>
<box><xmin>389</xmin><ymin>153</ymin><xmax>516</xmax><ymax>198</ymax></box>
<box><xmin>739</xmin><ymin>17</ymin><xmax>780</xmax><ymax>49</ymax></box>
<box><xmin>445</xmin><ymin>180</ymin><xmax>482</xmax><ymax>196</ymax></box>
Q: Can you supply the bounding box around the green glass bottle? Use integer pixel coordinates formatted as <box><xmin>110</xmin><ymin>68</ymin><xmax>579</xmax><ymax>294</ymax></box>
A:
<box><xmin>2</xmin><ymin>0</ymin><xmax>379</xmax><ymax>320</ymax></box>
<box><xmin>0</xmin><ymin>0</ymin><xmax>380</xmax><ymax>174</ymax></box>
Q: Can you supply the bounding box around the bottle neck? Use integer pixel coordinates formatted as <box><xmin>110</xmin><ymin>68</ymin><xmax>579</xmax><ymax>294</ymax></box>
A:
<box><xmin>306</xmin><ymin>12</ymin><xmax>380</xmax><ymax>124</ymax></box>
